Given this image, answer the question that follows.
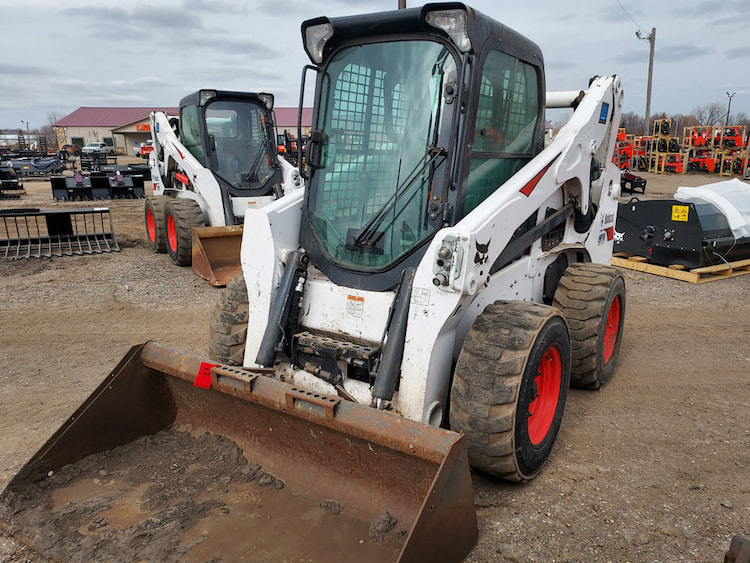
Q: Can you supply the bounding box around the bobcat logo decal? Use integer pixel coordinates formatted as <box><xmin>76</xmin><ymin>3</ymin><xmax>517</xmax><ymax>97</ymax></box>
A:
<box><xmin>474</xmin><ymin>239</ymin><xmax>490</xmax><ymax>266</ymax></box>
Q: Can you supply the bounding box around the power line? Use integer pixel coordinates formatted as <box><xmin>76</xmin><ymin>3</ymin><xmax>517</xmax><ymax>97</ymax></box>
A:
<box><xmin>615</xmin><ymin>0</ymin><xmax>646</xmax><ymax>33</ymax></box>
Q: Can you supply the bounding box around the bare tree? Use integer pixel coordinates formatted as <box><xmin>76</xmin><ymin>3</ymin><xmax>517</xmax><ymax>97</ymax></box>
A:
<box><xmin>42</xmin><ymin>112</ymin><xmax>65</xmax><ymax>149</ymax></box>
<box><xmin>619</xmin><ymin>112</ymin><xmax>644</xmax><ymax>135</ymax></box>
<box><xmin>692</xmin><ymin>102</ymin><xmax>725</xmax><ymax>126</ymax></box>
<box><xmin>732</xmin><ymin>112</ymin><xmax>750</xmax><ymax>128</ymax></box>
<box><xmin>669</xmin><ymin>114</ymin><xmax>698</xmax><ymax>139</ymax></box>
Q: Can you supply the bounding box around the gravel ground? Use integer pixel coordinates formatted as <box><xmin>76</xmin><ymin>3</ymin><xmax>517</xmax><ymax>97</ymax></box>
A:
<box><xmin>2</xmin><ymin>171</ymin><xmax>750</xmax><ymax>561</ymax></box>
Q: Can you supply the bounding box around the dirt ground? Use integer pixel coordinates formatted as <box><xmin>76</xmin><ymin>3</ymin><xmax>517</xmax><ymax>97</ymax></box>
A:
<box><xmin>1</xmin><ymin>165</ymin><xmax>749</xmax><ymax>562</ymax></box>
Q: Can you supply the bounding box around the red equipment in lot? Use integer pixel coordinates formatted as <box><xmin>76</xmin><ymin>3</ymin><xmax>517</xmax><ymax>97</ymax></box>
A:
<box><xmin>139</xmin><ymin>140</ymin><xmax>154</xmax><ymax>159</ymax></box>
<box><xmin>715</xmin><ymin>127</ymin><xmax>745</xmax><ymax>148</ymax></box>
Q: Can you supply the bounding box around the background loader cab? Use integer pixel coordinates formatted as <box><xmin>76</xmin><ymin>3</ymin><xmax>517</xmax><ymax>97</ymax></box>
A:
<box><xmin>178</xmin><ymin>90</ymin><xmax>282</xmax><ymax>197</ymax></box>
<box><xmin>145</xmin><ymin>90</ymin><xmax>301</xmax><ymax>285</ymax></box>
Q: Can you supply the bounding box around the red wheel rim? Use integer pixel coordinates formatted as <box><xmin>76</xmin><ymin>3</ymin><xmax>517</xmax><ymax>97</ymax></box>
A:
<box><xmin>528</xmin><ymin>346</ymin><xmax>561</xmax><ymax>445</ymax></box>
<box><xmin>602</xmin><ymin>295</ymin><xmax>621</xmax><ymax>363</ymax></box>
<box><xmin>146</xmin><ymin>209</ymin><xmax>156</xmax><ymax>243</ymax></box>
<box><xmin>167</xmin><ymin>214</ymin><xmax>177</xmax><ymax>252</ymax></box>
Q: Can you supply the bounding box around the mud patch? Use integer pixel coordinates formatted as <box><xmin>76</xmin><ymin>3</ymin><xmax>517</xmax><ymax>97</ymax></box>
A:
<box><xmin>0</xmin><ymin>429</ymin><xmax>271</xmax><ymax>562</ymax></box>
<box><xmin>318</xmin><ymin>499</ymin><xmax>344</xmax><ymax>514</ymax></box>
<box><xmin>369</xmin><ymin>512</ymin><xmax>398</xmax><ymax>542</ymax></box>
<box><xmin>1</xmin><ymin>428</ymin><xmax>408</xmax><ymax>562</ymax></box>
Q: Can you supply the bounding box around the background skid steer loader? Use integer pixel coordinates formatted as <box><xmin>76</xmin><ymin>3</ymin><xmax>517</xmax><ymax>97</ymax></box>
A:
<box><xmin>1</xmin><ymin>4</ymin><xmax>625</xmax><ymax>562</ymax></box>
<box><xmin>145</xmin><ymin>90</ymin><xmax>303</xmax><ymax>286</ymax></box>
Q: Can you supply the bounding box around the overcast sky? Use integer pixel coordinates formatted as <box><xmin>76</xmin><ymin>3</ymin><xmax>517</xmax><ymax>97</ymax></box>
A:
<box><xmin>1</xmin><ymin>0</ymin><xmax>748</xmax><ymax>131</ymax></box>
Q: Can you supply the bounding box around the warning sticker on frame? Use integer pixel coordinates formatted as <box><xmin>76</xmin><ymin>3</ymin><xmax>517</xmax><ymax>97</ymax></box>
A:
<box><xmin>412</xmin><ymin>287</ymin><xmax>431</xmax><ymax>306</ymax></box>
<box><xmin>346</xmin><ymin>295</ymin><xmax>365</xmax><ymax>318</ymax></box>
<box><xmin>671</xmin><ymin>205</ymin><xmax>690</xmax><ymax>222</ymax></box>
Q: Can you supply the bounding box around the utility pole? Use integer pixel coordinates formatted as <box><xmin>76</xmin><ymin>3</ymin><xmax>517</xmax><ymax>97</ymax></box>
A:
<box><xmin>725</xmin><ymin>91</ymin><xmax>736</xmax><ymax>127</ymax></box>
<box><xmin>636</xmin><ymin>27</ymin><xmax>656</xmax><ymax>136</ymax></box>
<box><xmin>398</xmin><ymin>0</ymin><xmax>406</xmax><ymax>8</ymax></box>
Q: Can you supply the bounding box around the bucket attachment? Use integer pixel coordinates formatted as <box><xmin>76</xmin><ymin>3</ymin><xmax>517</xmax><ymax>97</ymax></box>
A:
<box><xmin>0</xmin><ymin>342</ymin><xmax>478</xmax><ymax>562</ymax></box>
<box><xmin>191</xmin><ymin>225</ymin><xmax>243</xmax><ymax>286</ymax></box>
<box><xmin>0</xmin><ymin>163</ymin><xmax>24</xmax><ymax>200</ymax></box>
<box><xmin>80</xmin><ymin>154</ymin><xmax>118</xmax><ymax>172</ymax></box>
<box><xmin>726</xmin><ymin>536</ymin><xmax>750</xmax><ymax>563</ymax></box>
<box><xmin>51</xmin><ymin>173</ymin><xmax>145</xmax><ymax>201</ymax></box>
<box><xmin>0</xmin><ymin>185</ymin><xmax>24</xmax><ymax>200</ymax></box>
<box><xmin>0</xmin><ymin>207</ymin><xmax>119</xmax><ymax>259</ymax></box>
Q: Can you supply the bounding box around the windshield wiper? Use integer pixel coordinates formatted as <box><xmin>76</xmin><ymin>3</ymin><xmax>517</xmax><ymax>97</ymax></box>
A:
<box><xmin>350</xmin><ymin>146</ymin><xmax>446</xmax><ymax>250</ymax></box>
<box><xmin>244</xmin><ymin>143</ymin><xmax>269</xmax><ymax>184</ymax></box>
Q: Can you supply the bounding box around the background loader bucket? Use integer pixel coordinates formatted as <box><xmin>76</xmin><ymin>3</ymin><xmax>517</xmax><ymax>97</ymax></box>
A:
<box><xmin>192</xmin><ymin>225</ymin><xmax>243</xmax><ymax>286</ymax></box>
<box><xmin>51</xmin><ymin>173</ymin><xmax>145</xmax><ymax>201</ymax></box>
<box><xmin>0</xmin><ymin>207</ymin><xmax>119</xmax><ymax>259</ymax></box>
<box><xmin>0</xmin><ymin>342</ymin><xmax>477</xmax><ymax>562</ymax></box>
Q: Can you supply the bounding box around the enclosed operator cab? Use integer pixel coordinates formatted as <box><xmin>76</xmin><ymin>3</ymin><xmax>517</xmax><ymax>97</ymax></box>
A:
<box><xmin>301</xmin><ymin>2</ymin><xmax>545</xmax><ymax>291</ymax></box>
<box><xmin>177</xmin><ymin>89</ymin><xmax>283</xmax><ymax>223</ymax></box>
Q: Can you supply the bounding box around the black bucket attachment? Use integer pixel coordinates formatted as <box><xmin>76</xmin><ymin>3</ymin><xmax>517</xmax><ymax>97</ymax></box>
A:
<box><xmin>80</xmin><ymin>154</ymin><xmax>118</xmax><ymax>172</ymax></box>
<box><xmin>51</xmin><ymin>173</ymin><xmax>145</xmax><ymax>201</ymax></box>
<box><xmin>99</xmin><ymin>163</ymin><xmax>152</xmax><ymax>181</ymax></box>
<box><xmin>0</xmin><ymin>162</ymin><xmax>24</xmax><ymax>200</ymax></box>
<box><xmin>0</xmin><ymin>185</ymin><xmax>25</xmax><ymax>200</ymax></box>
<box><xmin>0</xmin><ymin>342</ymin><xmax>478</xmax><ymax>562</ymax></box>
<box><xmin>0</xmin><ymin>207</ymin><xmax>119</xmax><ymax>259</ymax></box>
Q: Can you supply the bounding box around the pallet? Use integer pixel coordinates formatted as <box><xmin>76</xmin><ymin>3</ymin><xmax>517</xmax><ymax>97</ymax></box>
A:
<box><xmin>612</xmin><ymin>254</ymin><xmax>750</xmax><ymax>284</ymax></box>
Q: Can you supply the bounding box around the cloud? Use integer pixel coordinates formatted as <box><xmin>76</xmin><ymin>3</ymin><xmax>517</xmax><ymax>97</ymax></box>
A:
<box><xmin>182</xmin><ymin>0</ymin><xmax>248</xmax><ymax>15</ymax></box>
<box><xmin>60</xmin><ymin>6</ymin><xmax>131</xmax><ymax>21</ymax></box>
<box><xmin>656</xmin><ymin>44</ymin><xmax>711</xmax><ymax>63</ymax></box>
<box><xmin>61</xmin><ymin>5</ymin><xmax>204</xmax><ymax>37</ymax></box>
<box><xmin>0</xmin><ymin>63</ymin><xmax>56</xmax><ymax>78</ymax></box>
<box><xmin>178</xmin><ymin>33</ymin><xmax>282</xmax><ymax>59</ymax></box>
<box><xmin>724</xmin><ymin>46</ymin><xmax>749</xmax><ymax>60</ymax></box>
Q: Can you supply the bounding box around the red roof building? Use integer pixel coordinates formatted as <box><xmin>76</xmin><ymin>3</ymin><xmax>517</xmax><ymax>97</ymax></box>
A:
<box><xmin>54</xmin><ymin>107</ymin><xmax>178</xmax><ymax>156</ymax></box>
<box><xmin>55</xmin><ymin>106</ymin><xmax>311</xmax><ymax>157</ymax></box>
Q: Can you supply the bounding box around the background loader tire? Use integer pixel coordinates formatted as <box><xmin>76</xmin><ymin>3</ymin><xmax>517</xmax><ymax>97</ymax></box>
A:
<box><xmin>209</xmin><ymin>275</ymin><xmax>249</xmax><ymax>365</ymax></box>
<box><xmin>144</xmin><ymin>196</ymin><xmax>169</xmax><ymax>253</ymax></box>
<box><xmin>450</xmin><ymin>301</ymin><xmax>571</xmax><ymax>482</ymax></box>
<box><xmin>164</xmin><ymin>198</ymin><xmax>204</xmax><ymax>266</ymax></box>
<box><xmin>553</xmin><ymin>262</ymin><xmax>626</xmax><ymax>389</ymax></box>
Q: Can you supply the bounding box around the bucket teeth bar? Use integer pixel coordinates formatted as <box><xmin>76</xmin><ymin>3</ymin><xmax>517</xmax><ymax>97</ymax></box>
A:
<box><xmin>0</xmin><ymin>207</ymin><xmax>119</xmax><ymax>259</ymax></box>
<box><xmin>51</xmin><ymin>173</ymin><xmax>145</xmax><ymax>201</ymax></box>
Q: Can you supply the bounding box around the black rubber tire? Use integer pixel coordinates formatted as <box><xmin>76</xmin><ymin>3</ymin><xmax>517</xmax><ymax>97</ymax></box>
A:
<box><xmin>450</xmin><ymin>301</ymin><xmax>571</xmax><ymax>482</ymax></box>
<box><xmin>144</xmin><ymin>195</ymin><xmax>169</xmax><ymax>253</ymax></box>
<box><xmin>164</xmin><ymin>198</ymin><xmax>204</xmax><ymax>266</ymax></box>
<box><xmin>208</xmin><ymin>275</ymin><xmax>249</xmax><ymax>365</ymax></box>
<box><xmin>553</xmin><ymin>262</ymin><xmax>626</xmax><ymax>389</ymax></box>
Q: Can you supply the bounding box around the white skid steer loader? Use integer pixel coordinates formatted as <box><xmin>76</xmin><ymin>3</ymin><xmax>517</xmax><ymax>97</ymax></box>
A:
<box><xmin>212</xmin><ymin>1</ymin><xmax>626</xmax><ymax>475</ymax></box>
<box><xmin>145</xmin><ymin>90</ymin><xmax>303</xmax><ymax>285</ymax></box>
<box><xmin>1</xmin><ymin>4</ymin><xmax>625</xmax><ymax>562</ymax></box>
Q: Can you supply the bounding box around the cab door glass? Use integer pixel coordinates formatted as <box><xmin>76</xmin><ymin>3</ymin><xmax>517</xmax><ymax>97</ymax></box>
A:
<box><xmin>180</xmin><ymin>104</ymin><xmax>206</xmax><ymax>166</ymax></box>
<box><xmin>464</xmin><ymin>50</ymin><xmax>540</xmax><ymax>214</ymax></box>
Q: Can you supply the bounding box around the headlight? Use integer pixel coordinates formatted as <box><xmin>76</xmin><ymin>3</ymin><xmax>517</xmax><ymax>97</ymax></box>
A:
<box><xmin>199</xmin><ymin>90</ymin><xmax>217</xmax><ymax>106</ymax></box>
<box><xmin>305</xmin><ymin>22</ymin><xmax>334</xmax><ymax>64</ymax></box>
<box><xmin>258</xmin><ymin>93</ymin><xmax>274</xmax><ymax>111</ymax></box>
<box><xmin>425</xmin><ymin>8</ymin><xmax>471</xmax><ymax>52</ymax></box>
